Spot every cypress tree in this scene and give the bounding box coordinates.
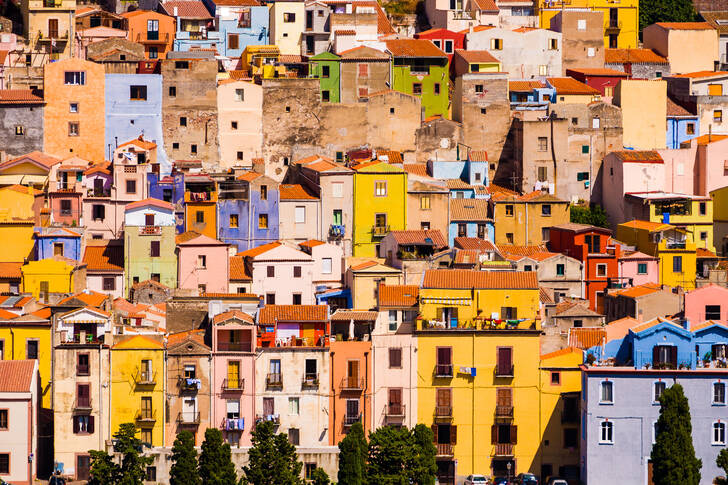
[241,420,303,485]
[199,428,238,485]
[410,424,437,485]
[170,430,201,485]
[337,421,368,485]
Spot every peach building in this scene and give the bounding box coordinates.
[176,231,230,294]
[217,80,263,169]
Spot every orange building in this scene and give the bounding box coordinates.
[121,10,175,60]
[184,191,218,240]
[43,58,105,161]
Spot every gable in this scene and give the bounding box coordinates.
[113,334,164,349]
[252,244,311,261]
[167,338,210,354]
[59,307,109,322]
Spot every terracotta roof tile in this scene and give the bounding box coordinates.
[378,150,403,164]
[1,151,61,170]
[211,0,260,5]
[279,184,318,200]
[459,25,495,33]
[125,198,174,212]
[612,150,664,163]
[469,150,487,162]
[619,220,673,232]
[454,237,497,251]
[0,89,43,105]
[258,304,328,324]
[454,49,499,64]
[497,244,549,258]
[236,171,263,181]
[450,198,490,221]
[540,286,555,304]
[351,260,379,270]
[672,70,728,78]
[160,0,213,18]
[422,269,538,289]
[237,241,281,258]
[689,134,728,145]
[691,320,728,332]
[630,317,681,333]
[385,39,447,58]
[212,309,254,324]
[611,283,664,298]
[378,284,419,307]
[568,327,606,349]
[167,328,208,348]
[229,256,251,280]
[540,346,582,360]
[605,48,668,64]
[403,164,429,176]
[0,360,35,392]
[330,309,377,320]
[655,21,714,30]
[566,67,629,77]
[59,290,108,308]
[389,230,447,248]
[667,97,695,117]
[472,0,498,11]
[0,262,23,279]
[83,242,123,272]
[697,248,718,258]
[547,77,600,95]
[508,80,545,92]
[299,240,325,248]
[118,136,157,151]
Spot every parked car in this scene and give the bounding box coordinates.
[492,477,511,485]
[546,479,568,485]
[465,475,490,485]
[516,473,539,484]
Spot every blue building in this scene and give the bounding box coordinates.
[160,1,222,52]
[667,97,699,149]
[509,81,554,110]
[428,151,490,199]
[105,73,168,173]
[447,198,494,247]
[148,172,185,232]
[217,173,279,252]
[201,0,269,59]
[34,227,82,261]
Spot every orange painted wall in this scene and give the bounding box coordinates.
[329,340,372,445]
[122,10,175,60]
[43,58,105,161]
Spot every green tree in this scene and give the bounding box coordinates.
[639,0,698,32]
[337,421,368,485]
[410,424,437,485]
[114,423,154,485]
[715,449,728,485]
[199,428,238,485]
[241,420,303,485]
[88,449,120,485]
[170,430,201,485]
[570,203,609,228]
[651,384,702,485]
[311,467,331,485]
[367,425,413,484]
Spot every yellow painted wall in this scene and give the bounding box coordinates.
[493,201,570,246]
[613,79,667,151]
[0,223,35,263]
[0,186,37,221]
[110,336,166,447]
[21,258,77,297]
[184,197,218,240]
[0,162,49,176]
[0,324,52,408]
[554,93,597,104]
[646,199,715,252]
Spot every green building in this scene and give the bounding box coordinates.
[310,51,341,103]
[385,39,449,118]
[123,198,178,297]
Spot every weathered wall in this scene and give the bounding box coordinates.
[0,104,44,158]
[551,10,604,74]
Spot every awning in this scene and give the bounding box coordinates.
[421,297,472,305]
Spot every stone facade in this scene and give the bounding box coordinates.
[339,47,390,103]
[0,101,44,159]
[550,10,605,74]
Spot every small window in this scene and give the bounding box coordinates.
[172,142,179,150]
[673,255,683,273]
[412,83,422,95]
[27,340,38,359]
[103,277,115,291]
[506,233,514,244]
[490,38,503,50]
[70,102,79,113]
[231,121,238,130]
[259,213,269,229]
[68,122,80,136]
[687,123,695,135]
[505,205,514,216]
[150,240,160,257]
[538,166,548,182]
[714,382,726,405]
[289,397,300,415]
[375,181,387,197]
[15,125,24,136]
[292,293,302,305]
[549,38,558,50]
[175,61,189,69]
[701,231,708,241]
[475,84,483,93]
[715,421,726,445]
[130,85,147,100]
[556,263,565,276]
[322,90,330,102]
[582,145,590,154]
[654,381,666,402]
[434,83,441,95]
[126,180,137,194]
[229,214,239,228]
[0,409,7,430]
[599,420,613,444]
[389,347,402,367]
[197,255,207,269]
[180,116,187,127]
[550,371,560,385]
[0,453,8,474]
[322,65,330,78]
[700,202,707,216]
[420,195,431,210]
[444,39,453,53]
[267,266,275,278]
[542,204,551,216]
[235,88,244,101]
[715,110,723,123]
[637,263,647,275]
[295,206,305,223]
[191,144,197,154]
[266,293,275,304]
[293,266,302,278]
[538,137,548,152]
[322,258,332,274]
[596,264,607,277]
[146,467,156,482]
[260,185,268,200]
[600,380,613,404]
[284,12,296,22]
[64,71,86,85]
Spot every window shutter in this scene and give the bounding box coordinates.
[491,424,497,444]
[431,424,438,442]
[73,416,79,434]
[670,346,677,367]
[510,425,517,444]
[653,346,660,364]
[88,415,95,434]
[450,425,457,444]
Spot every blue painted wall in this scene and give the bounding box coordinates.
[200,0,269,58]
[105,74,169,174]
[429,159,489,187]
[35,235,82,261]
[217,184,279,252]
[447,221,494,247]
[694,325,728,361]
[667,116,699,149]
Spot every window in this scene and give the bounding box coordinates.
[195,211,204,224]
[320,65,330,78]
[556,263,565,276]
[332,182,343,198]
[564,428,578,448]
[716,110,723,123]
[358,63,368,77]
[260,185,268,200]
[322,90,330,102]
[577,18,586,30]
[375,181,387,197]
[687,123,695,135]
[599,420,613,444]
[197,255,207,269]
[524,265,533,272]
[637,263,647,275]
[444,39,453,53]
[477,224,486,239]
[458,223,467,237]
[288,397,300,415]
[259,213,268,229]
[412,83,422,95]
[148,46,158,59]
[0,410,6,430]
[701,231,708,241]
[600,380,613,403]
[103,277,115,291]
[542,204,551,216]
[150,240,160,257]
[714,382,726,405]
[15,125,24,136]
[715,421,726,445]
[538,137,548,151]
[388,311,398,332]
[77,354,90,376]
[68,122,79,136]
[506,233,514,244]
[537,166,548,182]
[490,38,503,50]
[0,453,7,474]
[420,195,431,210]
[180,116,187,127]
[27,340,38,359]
[436,347,453,376]
[549,38,558,50]
[596,264,607,277]
[146,467,156,482]
[64,71,86,85]
[585,234,601,253]
[172,142,179,150]
[503,205,514,218]
[293,266,302,278]
[434,83,441,95]
[126,180,136,194]
[230,214,239,228]
[267,266,275,278]
[551,371,560,385]
[496,347,513,376]
[295,206,306,223]
[91,203,106,221]
[130,85,147,100]
[673,255,683,273]
[654,381,666,402]
[322,258,332,274]
[288,427,300,445]
[284,12,296,21]
[293,293,302,305]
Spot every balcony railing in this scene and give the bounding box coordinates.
[86,188,111,198]
[329,224,345,239]
[177,411,200,425]
[495,365,514,378]
[343,413,361,427]
[340,377,364,390]
[266,373,283,388]
[434,364,453,378]
[139,225,162,235]
[302,373,319,387]
[372,225,390,237]
[73,398,92,411]
[434,405,452,419]
[136,32,170,44]
[221,378,244,391]
[605,20,622,31]
[436,443,454,456]
[221,417,245,430]
[495,405,513,419]
[385,403,405,417]
[135,409,157,423]
[178,376,200,392]
[217,341,252,352]
[134,369,157,385]
[38,31,69,41]
[256,414,280,424]
[493,443,514,456]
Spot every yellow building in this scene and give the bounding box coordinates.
[416,269,541,482]
[20,0,76,65]
[110,334,166,447]
[616,220,697,289]
[538,347,583,480]
[547,77,601,104]
[490,191,570,246]
[710,185,728,255]
[240,45,287,78]
[21,256,87,298]
[345,259,403,309]
[0,184,42,264]
[0,312,52,408]
[538,0,638,48]
[352,160,408,257]
[613,79,667,150]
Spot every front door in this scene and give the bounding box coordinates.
[76,455,90,481]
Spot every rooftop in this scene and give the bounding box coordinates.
[422,269,538,289]
[258,305,328,324]
[378,284,419,307]
[385,39,448,58]
[547,77,600,95]
[0,360,36,393]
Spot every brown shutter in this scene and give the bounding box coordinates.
[450,425,457,445]
[653,345,660,364]
[496,388,512,406]
[498,348,512,374]
[491,424,497,444]
[432,424,438,442]
[510,425,517,444]
[670,346,678,367]
[88,415,95,434]
[73,416,79,434]
[389,388,402,405]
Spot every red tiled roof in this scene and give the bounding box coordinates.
[422,269,538,289]
[237,241,282,258]
[403,164,429,176]
[236,171,263,181]
[212,0,259,5]
[330,309,377,321]
[229,256,251,280]
[125,198,174,212]
[378,284,419,307]
[605,48,668,64]
[667,97,694,117]
[389,230,447,248]
[350,260,379,271]
[454,49,499,64]
[0,262,23,279]
[0,89,43,105]
[612,150,664,163]
[458,25,495,34]
[672,70,728,78]
[540,347,582,360]
[160,0,213,18]
[450,198,490,221]
[689,134,728,145]
[279,184,318,200]
[118,135,157,151]
[299,240,325,248]
[611,283,664,298]
[258,304,328,324]
[469,150,487,162]
[508,80,545,91]
[454,237,497,251]
[566,67,629,77]
[212,309,254,324]
[497,244,549,258]
[472,0,498,11]
[385,39,447,58]
[0,360,36,392]
[655,21,714,30]
[618,220,673,233]
[568,327,606,349]
[547,77,600,95]
[2,151,61,170]
[378,150,403,164]
[59,290,108,308]
[83,242,123,272]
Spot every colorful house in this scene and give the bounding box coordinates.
[490,191,570,246]
[34,227,81,260]
[121,10,176,60]
[565,67,629,98]
[415,28,464,62]
[21,0,76,65]
[269,0,305,55]
[351,160,408,257]
[310,52,341,103]
[21,256,87,299]
[684,284,728,328]
[160,0,219,52]
[184,181,218,240]
[0,184,43,225]
[82,240,124,299]
[448,198,493,247]
[0,151,61,190]
[546,77,601,104]
[618,250,659,287]
[0,315,51,410]
[666,97,699,149]
[452,49,501,77]
[338,46,391,103]
[202,0,269,60]
[329,333,372,445]
[386,39,449,118]
[110,334,166,447]
[176,231,230,294]
[416,269,541,483]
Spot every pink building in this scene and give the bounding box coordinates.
[75,27,128,59]
[0,360,39,485]
[211,310,256,447]
[618,250,659,287]
[684,284,728,328]
[176,232,230,294]
[298,240,344,291]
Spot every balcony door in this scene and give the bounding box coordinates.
[48,19,58,38]
[147,19,159,40]
[183,398,197,422]
[227,361,240,389]
[347,360,359,387]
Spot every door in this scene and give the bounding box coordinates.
[436,388,451,416]
[347,360,359,388]
[76,455,90,481]
[141,396,152,419]
[48,18,58,38]
[78,384,90,408]
[346,399,359,419]
[94,178,103,196]
[388,388,402,415]
[227,361,240,389]
[147,19,159,40]
[183,398,196,422]
[306,10,313,29]
[497,347,513,376]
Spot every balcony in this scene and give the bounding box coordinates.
[73,398,92,412]
[217,341,252,352]
[434,364,453,378]
[221,378,244,392]
[63,333,103,345]
[343,413,361,427]
[340,376,364,391]
[266,373,283,389]
[495,365,514,378]
[329,224,345,239]
[419,318,537,331]
[302,373,319,388]
[256,414,280,424]
[178,376,200,392]
[133,369,157,386]
[434,405,452,420]
[177,411,200,425]
[452,9,474,20]
[372,225,390,237]
[38,31,69,42]
[86,188,111,198]
[221,417,245,430]
[495,405,513,419]
[493,443,514,457]
[136,32,170,44]
[436,443,454,457]
[135,409,157,423]
[385,403,406,418]
[139,225,162,236]
[605,20,622,33]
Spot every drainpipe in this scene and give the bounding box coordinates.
[98,342,103,451]
[363,351,369,432]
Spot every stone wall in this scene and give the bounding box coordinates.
[0,104,44,159]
